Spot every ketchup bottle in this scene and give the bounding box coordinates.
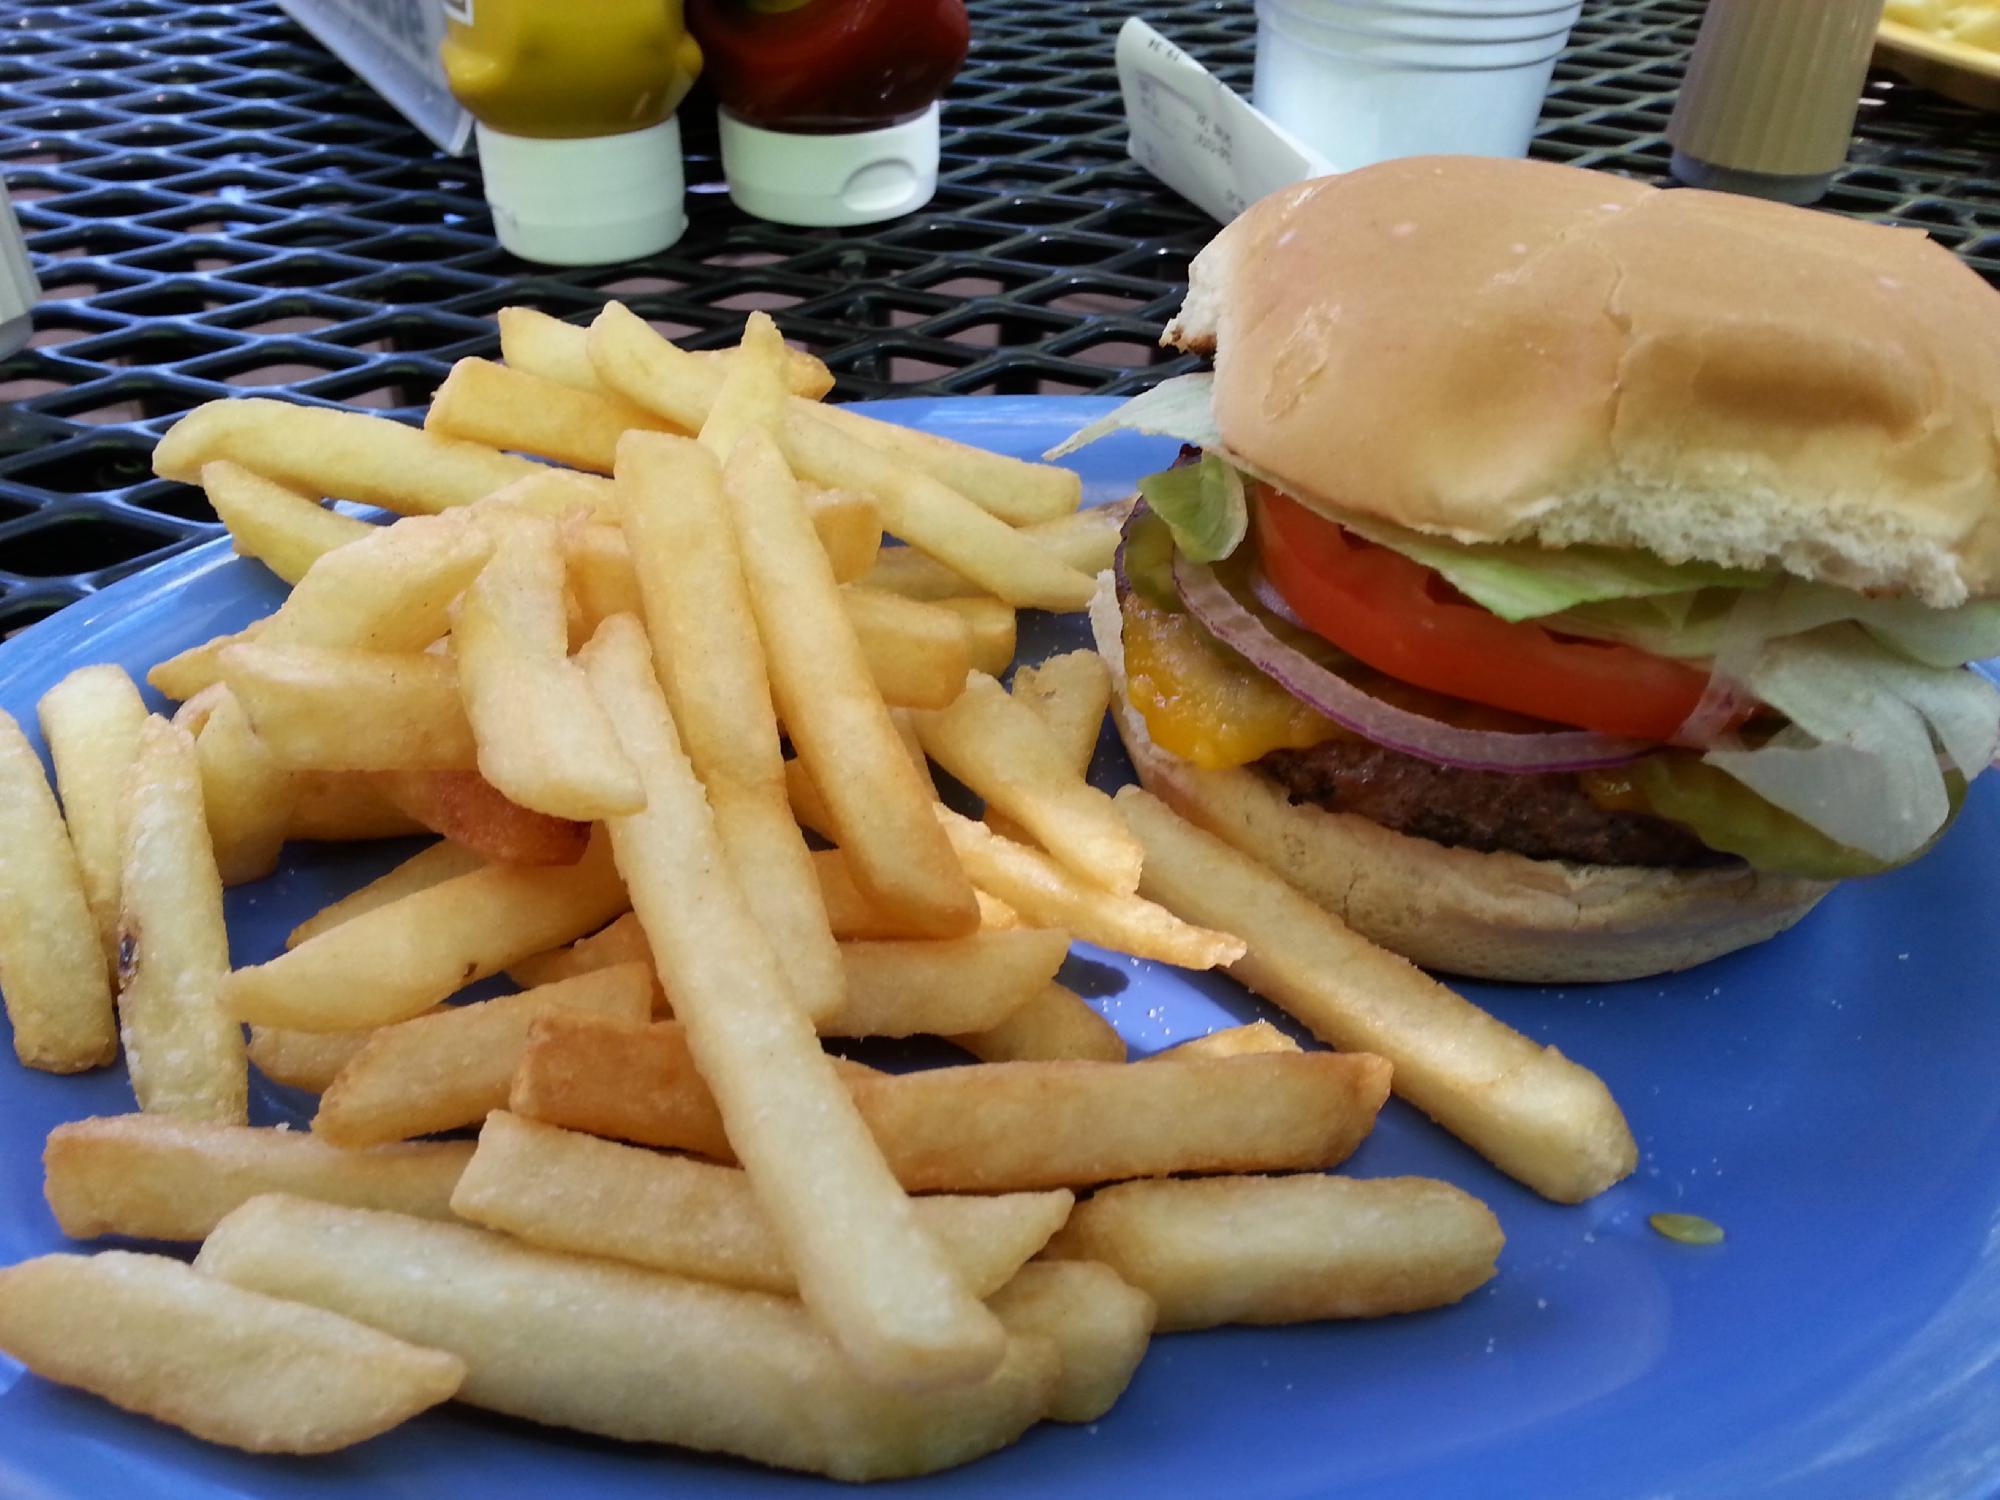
[686,0,970,227]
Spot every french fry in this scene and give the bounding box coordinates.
[778,413,1095,611]
[935,597,1017,677]
[376,770,588,866]
[587,302,1093,607]
[1008,648,1112,772]
[827,929,1070,1038]
[169,681,227,736]
[809,400,1081,526]
[841,586,977,710]
[0,708,117,1071]
[223,830,627,1032]
[568,527,926,720]
[148,626,253,702]
[560,520,645,635]
[474,466,615,519]
[0,1250,465,1454]
[986,648,1111,845]
[917,674,1142,894]
[804,488,883,582]
[152,397,541,514]
[578,614,1006,1388]
[513,1012,1389,1191]
[511,1014,732,1156]
[950,982,1127,1064]
[289,842,488,949]
[452,1112,1074,1298]
[938,808,1241,968]
[1117,787,1638,1203]
[858,499,1135,602]
[696,309,789,460]
[807,847,982,940]
[725,430,979,939]
[507,911,1061,1039]
[1148,1020,1301,1061]
[786,708,937,846]
[976,888,1022,929]
[312,963,654,1146]
[453,512,643,820]
[566,496,882,642]
[616,431,844,1023]
[44,1114,471,1240]
[261,511,491,653]
[786,757,838,844]
[36,662,147,974]
[118,717,246,1121]
[853,1050,1387,1190]
[529,302,1067,520]
[498,304,835,401]
[1044,1175,1504,1330]
[986,1261,1155,1423]
[197,1195,1057,1482]
[191,688,296,885]
[507,910,659,999]
[729,308,1077,524]
[201,459,373,584]
[247,1019,432,1092]
[223,645,477,771]
[426,357,676,474]
[285,772,427,841]
[497,306,615,392]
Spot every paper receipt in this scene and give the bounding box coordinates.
[1116,18,1332,225]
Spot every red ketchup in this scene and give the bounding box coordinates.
[686,0,970,227]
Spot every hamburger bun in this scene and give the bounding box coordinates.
[1165,156,2000,608]
[1090,579,1834,984]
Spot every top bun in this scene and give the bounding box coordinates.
[1165,157,2000,607]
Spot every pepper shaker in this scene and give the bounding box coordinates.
[1668,0,1887,206]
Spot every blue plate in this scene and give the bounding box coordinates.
[0,397,1996,1500]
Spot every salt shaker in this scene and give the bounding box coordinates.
[1668,0,1887,206]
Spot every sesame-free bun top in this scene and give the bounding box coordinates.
[1164,156,2000,608]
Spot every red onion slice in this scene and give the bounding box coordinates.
[1173,554,1652,774]
[1673,672,1752,749]
[1248,566,1307,629]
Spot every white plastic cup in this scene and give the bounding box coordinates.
[1252,0,1584,171]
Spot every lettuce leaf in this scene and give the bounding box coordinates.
[1051,375,1770,618]
[1614,754,1957,880]
[1552,582,2000,669]
[1702,625,2000,862]
[1136,452,1247,565]
[1336,517,1770,623]
[1046,373,1227,459]
[1054,377,2000,670]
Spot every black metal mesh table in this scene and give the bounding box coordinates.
[0,0,1994,631]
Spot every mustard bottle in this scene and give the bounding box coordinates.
[440,0,703,265]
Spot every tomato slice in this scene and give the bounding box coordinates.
[1253,487,1716,743]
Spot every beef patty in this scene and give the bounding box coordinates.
[1257,739,1727,868]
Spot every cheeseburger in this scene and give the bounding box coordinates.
[1064,156,2000,983]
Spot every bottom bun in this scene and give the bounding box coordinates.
[1089,577,1833,984]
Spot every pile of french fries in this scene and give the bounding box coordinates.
[0,305,1637,1479]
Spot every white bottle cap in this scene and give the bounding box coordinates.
[474,117,687,266]
[718,104,941,228]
